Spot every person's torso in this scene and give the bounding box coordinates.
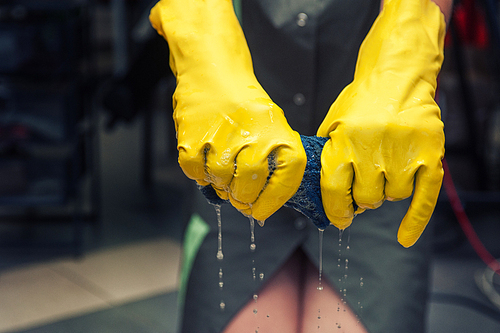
[241,0,380,135]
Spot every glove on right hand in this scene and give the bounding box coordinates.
[150,0,306,221]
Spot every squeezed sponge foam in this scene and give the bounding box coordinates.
[199,135,331,230]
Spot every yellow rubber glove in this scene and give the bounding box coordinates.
[317,0,446,247]
[149,0,306,221]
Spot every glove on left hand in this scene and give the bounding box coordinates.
[317,0,446,247]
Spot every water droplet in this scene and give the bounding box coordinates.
[338,324,342,328]
[219,281,224,288]
[215,205,223,261]
[249,216,255,242]
[360,281,364,287]
[253,294,258,302]
[220,301,225,310]
[253,308,258,314]
[250,243,256,252]
[318,229,324,291]
[219,269,223,279]
[259,273,264,281]
[267,314,270,318]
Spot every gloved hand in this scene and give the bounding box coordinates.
[149,0,306,221]
[317,0,446,247]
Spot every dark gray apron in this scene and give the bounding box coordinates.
[179,1,432,332]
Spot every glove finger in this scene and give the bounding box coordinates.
[229,145,270,205]
[397,161,443,247]
[384,168,415,202]
[178,145,210,186]
[320,138,355,230]
[351,164,386,210]
[251,144,306,221]
[204,144,237,190]
[213,186,229,201]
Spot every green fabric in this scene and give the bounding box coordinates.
[177,213,210,313]
[233,0,242,23]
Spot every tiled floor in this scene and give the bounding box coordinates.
[0,239,180,333]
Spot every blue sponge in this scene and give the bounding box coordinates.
[199,135,331,230]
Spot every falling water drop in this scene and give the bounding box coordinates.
[317,228,325,291]
[249,216,256,252]
[214,205,225,311]
[215,205,224,261]
[259,272,264,281]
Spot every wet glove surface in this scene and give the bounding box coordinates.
[317,0,446,247]
[201,135,331,230]
[150,0,306,221]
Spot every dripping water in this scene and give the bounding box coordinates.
[213,205,225,311]
[215,204,223,261]
[344,228,350,303]
[317,228,325,291]
[248,216,260,324]
[358,277,364,322]
[249,216,256,252]
[219,268,224,289]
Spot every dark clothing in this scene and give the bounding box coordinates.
[181,1,432,332]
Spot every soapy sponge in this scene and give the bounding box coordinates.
[199,135,331,229]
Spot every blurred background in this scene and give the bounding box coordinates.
[0,0,499,332]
